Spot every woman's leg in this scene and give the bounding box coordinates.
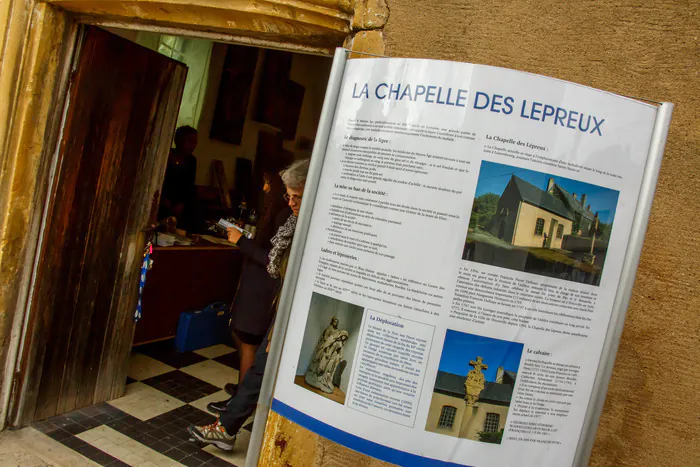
[232,331,259,383]
[237,342,258,382]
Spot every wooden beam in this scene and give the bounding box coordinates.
[46,0,351,49]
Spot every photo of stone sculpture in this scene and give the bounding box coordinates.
[295,292,364,405]
[425,330,523,444]
[463,160,620,286]
[304,320,349,393]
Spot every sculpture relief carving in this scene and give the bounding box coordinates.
[305,317,349,393]
[464,356,488,406]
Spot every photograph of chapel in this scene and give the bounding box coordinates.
[462,161,620,286]
[425,330,524,444]
[295,292,365,405]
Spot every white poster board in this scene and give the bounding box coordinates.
[252,50,672,467]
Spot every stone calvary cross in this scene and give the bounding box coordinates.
[469,356,488,373]
[464,356,488,406]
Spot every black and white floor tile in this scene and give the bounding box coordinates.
[29,341,252,467]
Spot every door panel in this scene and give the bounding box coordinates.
[13,26,187,423]
[547,219,558,248]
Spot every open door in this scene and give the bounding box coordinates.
[11,26,187,424]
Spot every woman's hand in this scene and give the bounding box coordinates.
[227,227,243,244]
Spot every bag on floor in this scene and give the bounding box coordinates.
[175,302,230,352]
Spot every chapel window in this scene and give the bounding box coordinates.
[484,412,500,432]
[534,218,545,236]
[437,405,457,429]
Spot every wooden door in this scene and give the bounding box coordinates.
[12,26,187,424]
[547,219,558,248]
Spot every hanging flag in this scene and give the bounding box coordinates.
[134,242,153,322]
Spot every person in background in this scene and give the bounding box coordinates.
[159,125,198,232]
[219,171,290,400]
[188,158,310,451]
[255,171,289,248]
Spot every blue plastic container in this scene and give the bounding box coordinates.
[175,302,230,353]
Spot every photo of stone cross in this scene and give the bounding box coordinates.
[470,357,488,373]
[465,356,488,406]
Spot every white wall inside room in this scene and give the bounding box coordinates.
[296,293,365,394]
[195,45,332,188]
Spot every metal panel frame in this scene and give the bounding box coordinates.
[572,102,673,466]
[246,47,349,467]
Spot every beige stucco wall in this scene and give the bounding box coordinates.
[384,1,700,466]
[459,403,510,441]
[263,1,700,465]
[513,202,573,249]
[425,392,467,437]
[426,393,511,442]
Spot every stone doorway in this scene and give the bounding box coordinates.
[1,0,377,431]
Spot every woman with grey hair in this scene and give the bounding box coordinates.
[210,159,310,411]
[189,160,310,451]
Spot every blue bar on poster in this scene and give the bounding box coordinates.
[271,399,474,467]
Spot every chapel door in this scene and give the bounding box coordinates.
[12,26,187,424]
[547,219,558,248]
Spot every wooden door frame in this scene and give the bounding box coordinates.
[1,1,352,428]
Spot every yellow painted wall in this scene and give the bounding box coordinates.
[512,202,573,249]
[459,403,510,441]
[425,392,511,442]
[425,393,467,437]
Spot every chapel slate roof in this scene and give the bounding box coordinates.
[551,184,595,222]
[510,176,574,221]
[434,371,466,398]
[479,382,514,404]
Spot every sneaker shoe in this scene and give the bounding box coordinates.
[207,398,231,415]
[225,383,238,397]
[188,420,236,452]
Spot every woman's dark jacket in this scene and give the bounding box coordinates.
[230,209,291,337]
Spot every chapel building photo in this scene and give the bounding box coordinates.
[463,161,620,286]
[425,360,517,444]
[425,331,524,444]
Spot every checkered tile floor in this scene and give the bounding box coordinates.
[31,341,252,466]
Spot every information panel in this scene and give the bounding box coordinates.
[270,56,659,467]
